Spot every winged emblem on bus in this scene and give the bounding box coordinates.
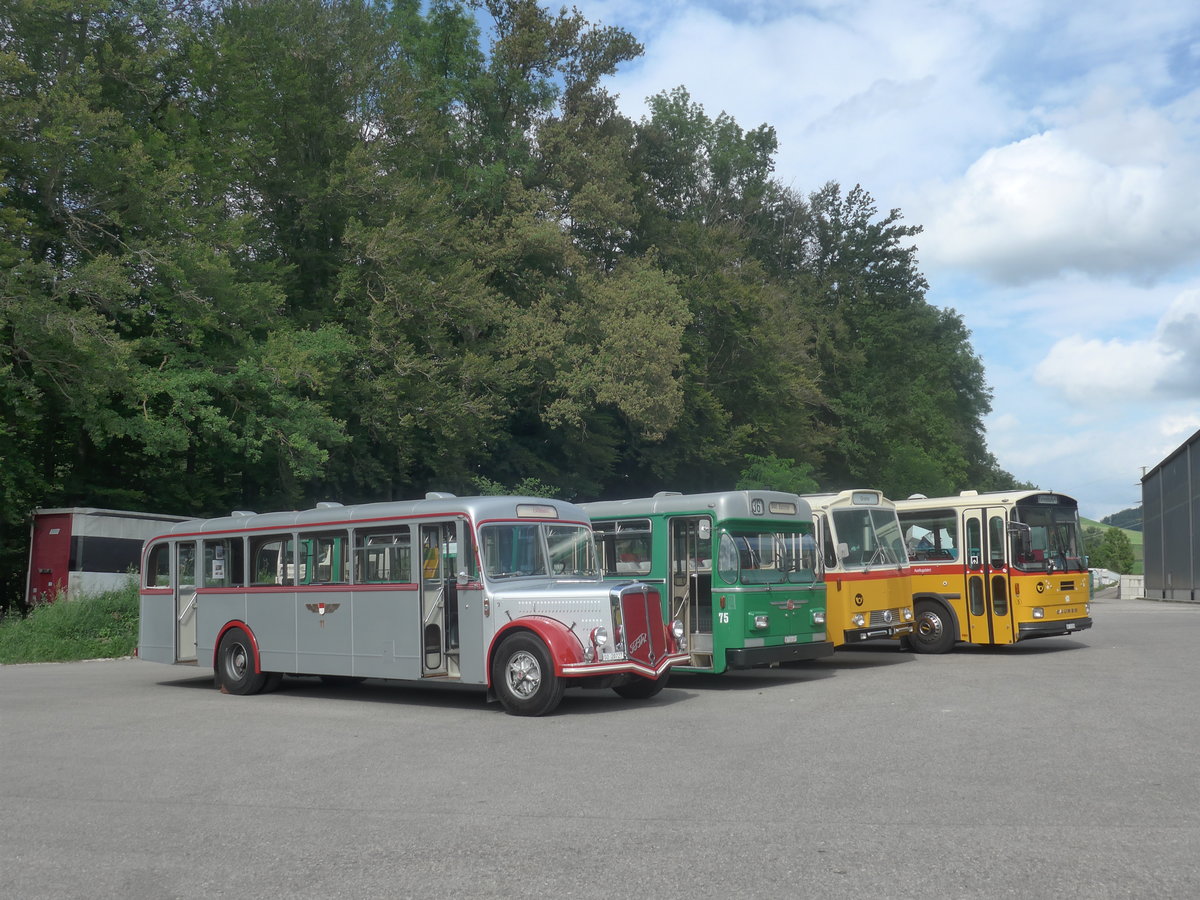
[305,602,341,616]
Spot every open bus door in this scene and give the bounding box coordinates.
[176,541,198,662]
[420,523,459,678]
[962,508,1015,646]
[669,516,713,669]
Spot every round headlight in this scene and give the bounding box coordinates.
[902,607,914,622]
[852,613,866,628]
[671,618,685,640]
[591,626,609,647]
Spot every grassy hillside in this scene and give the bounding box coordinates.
[1082,517,1143,575]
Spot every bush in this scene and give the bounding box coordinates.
[0,580,140,664]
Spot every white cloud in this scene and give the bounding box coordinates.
[921,100,1200,284]
[569,0,1200,517]
[1033,288,1200,404]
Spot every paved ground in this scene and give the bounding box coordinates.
[2,594,1198,899]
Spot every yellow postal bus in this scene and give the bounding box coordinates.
[894,490,1093,653]
[802,490,914,647]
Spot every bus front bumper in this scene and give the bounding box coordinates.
[1017,617,1094,640]
[841,623,914,644]
[726,640,835,668]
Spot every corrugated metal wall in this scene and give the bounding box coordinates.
[1142,431,1200,601]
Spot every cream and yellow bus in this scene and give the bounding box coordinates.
[802,490,914,647]
[894,490,1093,653]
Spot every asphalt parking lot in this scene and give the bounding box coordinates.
[3,594,1199,899]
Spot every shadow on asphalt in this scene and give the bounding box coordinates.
[154,668,697,716]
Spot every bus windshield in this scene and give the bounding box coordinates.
[717,529,819,585]
[831,507,906,567]
[1012,500,1087,573]
[479,523,599,579]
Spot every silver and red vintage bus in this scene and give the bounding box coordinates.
[138,494,686,715]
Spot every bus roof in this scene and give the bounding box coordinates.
[581,490,813,523]
[34,507,193,522]
[894,490,1079,510]
[144,495,590,540]
[800,489,897,512]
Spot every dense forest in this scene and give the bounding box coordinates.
[0,0,1020,609]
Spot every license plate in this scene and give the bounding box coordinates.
[784,635,797,644]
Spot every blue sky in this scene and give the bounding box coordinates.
[567,0,1200,521]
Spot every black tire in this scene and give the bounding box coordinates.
[910,600,956,654]
[492,633,564,716]
[215,626,268,694]
[612,672,670,700]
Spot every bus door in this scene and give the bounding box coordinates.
[176,541,197,663]
[669,517,713,665]
[962,508,1015,645]
[419,523,458,677]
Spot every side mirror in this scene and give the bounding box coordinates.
[457,570,469,586]
[837,542,850,561]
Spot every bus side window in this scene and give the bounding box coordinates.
[250,537,294,586]
[901,509,958,562]
[354,528,413,584]
[989,516,1006,567]
[203,539,245,587]
[595,520,652,576]
[821,517,838,568]
[145,544,171,587]
[298,531,349,584]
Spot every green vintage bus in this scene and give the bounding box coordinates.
[582,491,832,673]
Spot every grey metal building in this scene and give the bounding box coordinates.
[1142,427,1200,601]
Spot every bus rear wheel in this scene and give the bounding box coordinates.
[492,633,564,716]
[215,626,269,695]
[612,672,670,700]
[910,601,956,654]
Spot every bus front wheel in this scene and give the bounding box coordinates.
[613,672,670,700]
[492,633,564,716]
[215,626,269,695]
[910,601,956,654]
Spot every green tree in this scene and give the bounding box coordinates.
[791,183,994,496]
[736,455,820,494]
[1091,527,1135,574]
[622,89,825,492]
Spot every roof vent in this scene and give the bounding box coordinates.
[425,491,456,500]
[906,494,927,501]
[653,491,682,497]
[231,510,256,517]
[316,501,343,509]
[959,490,979,497]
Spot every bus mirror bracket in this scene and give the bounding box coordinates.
[1007,521,1032,558]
